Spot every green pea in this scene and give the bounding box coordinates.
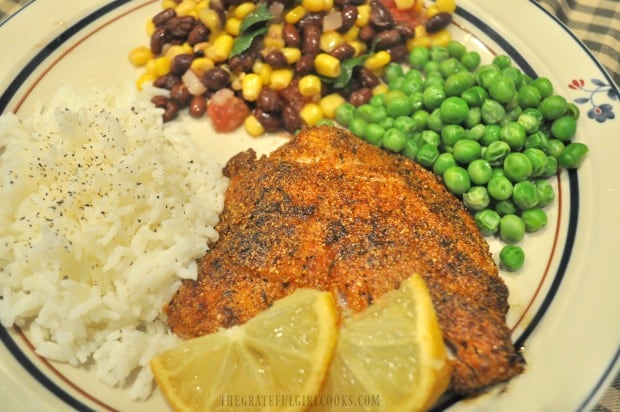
[517,108,543,133]
[495,199,517,216]
[499,245,525,271]
[405,68,424,82]
[379,116,394,131]
[370,94,385,107]
[539,94,568,120]
[388,77,405,91]
[493,55,512,69]
[423,85,446,110]
[512,181,539,210]
[480,124,502,146]
[467,159,493,185]
[400,76,424,95]
[423,59,441,74]
[487,175,513,201]
[408,91,425,112]
[476,64,501,89]
[546,139,565,158]
[429,45,450,61]
[348,117,368,139]
[356,104,374,122]
[426,109,445,133]
[523,147,548,176]
[453,139,482,165]
[424,72,445,89]
[550,115,577,141]
[447,40,467,58]
[433,152,457,175]
[408,47,430,70]
[465,123,485,141]
[481,99,506,124]
[502,66,524,89]
[499,214,526,243]
[403,139,420,160]
[387,98,411,120]
[503,152,533,182]
[524,130,549,151]
[500,122,526,151]
[532,77,554,98]
[522,208,548,232]
[383,128,407,152]
[420,129,441,147]
[463,186,491,211]
[536,180,555,207]
[439,57,463,78]
[484,140,511,165]
[502,104,522,124]
[369,106,388,124]
[365,123,386,146]
[542,155,559,178]
[518,84,542,108]
[441,124,466,147]
[488,75,517,104]
[558,142,589,168]
[460,50,481,70]
[335,103,355,126]
[392,116,415,137]
[384,63,405,83]
[474,209,501,235]
[416,143,440,167]
[566,102,580,119]
[461,85,488,107]
[443,166,471,195]
[440,96,470,124]
[445,71,476,96]
[411,110,430,131]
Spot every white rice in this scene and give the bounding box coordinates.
[0,84,228,400]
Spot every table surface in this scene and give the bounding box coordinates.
[0,1,618,411]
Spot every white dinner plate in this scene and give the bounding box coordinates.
[0,0,618,411]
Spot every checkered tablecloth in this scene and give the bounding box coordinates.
[0,0,619,411]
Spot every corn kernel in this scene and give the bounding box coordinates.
[285,6,306,24]
[264,24,284,50]
[349,41,367,56]
[196,0,208,11]
[270,68,294,90]
[426,5,441,18]
[231,73,242,91]
[129,46,153,67]
[244,114,265,137]
[198,8,222,34]
[242,73,263,101]
[146,19,156,36]
[190,57,215,74]
[302,0,324,13]
[253,61,273,85]
[319,93,345,119]
[145,58,156,75]
[356,4,370,27]
[162,0,177,9]
[323,0,334,11]
[413,0,424,13]
[314,53,341,78]
[300,102,324,126]
[193,41,210,54]
[320,31,344,53]
[234,2,256,19]
[136,72,156,90]
[364,51,391,71]
[430,29,452,47]
[207,34,234,62]
[175,0,196,16]
[436,0,456,12]
[372,83,389,96]
[407,36,432,49]
[281,47,301,64]
[225,17,242,36]
[343,26,359,42]
[153,56,171,76]
[298,75,322,97]
[165,44,190,60]
[394,0,414,10]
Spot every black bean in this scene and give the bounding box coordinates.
[163,99,180,122]
[282,24,302,48]
[281,105,303,133]
[257,88,283,113]
[356,67,380,88]
[374,29,401,50]
[170,83,192,107]
[170,53,194,76]
[369,0,394,30]
[187,23,209,46]
[228,53,255,73]
[386,44,408,63]
[254,108,282,133]
[349,87,373,106]
[166,16,195,39]
[358,25,376,42]
[264,49,288,68]
[302,25,321,56]
[298,12,324,31]
[153,74,181,90]
[152,8,176,27]
[150,27,168,55]
[188,95,207,117]
[394,22,414,39]
[338,6,358,33]
[329,43,356,60]
[425,12,452,33]
[202,67,231,91]
[295,54,315,76]
[151,95,168,109]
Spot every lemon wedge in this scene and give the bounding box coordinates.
[312,274,451,412]
[151,289,339,412]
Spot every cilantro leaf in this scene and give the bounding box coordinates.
[333,55,370,89]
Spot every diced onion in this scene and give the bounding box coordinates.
[268,2,285,23]
[182,70,207,96]
[322,12,343,32]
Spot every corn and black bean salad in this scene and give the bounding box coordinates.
[129,0,456,134]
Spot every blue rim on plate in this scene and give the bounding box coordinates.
[0,1,617,411]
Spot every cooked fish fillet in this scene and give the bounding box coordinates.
[166,125,524,394]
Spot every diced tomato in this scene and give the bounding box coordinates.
[207,89,251,133]
[382,0,425,29]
